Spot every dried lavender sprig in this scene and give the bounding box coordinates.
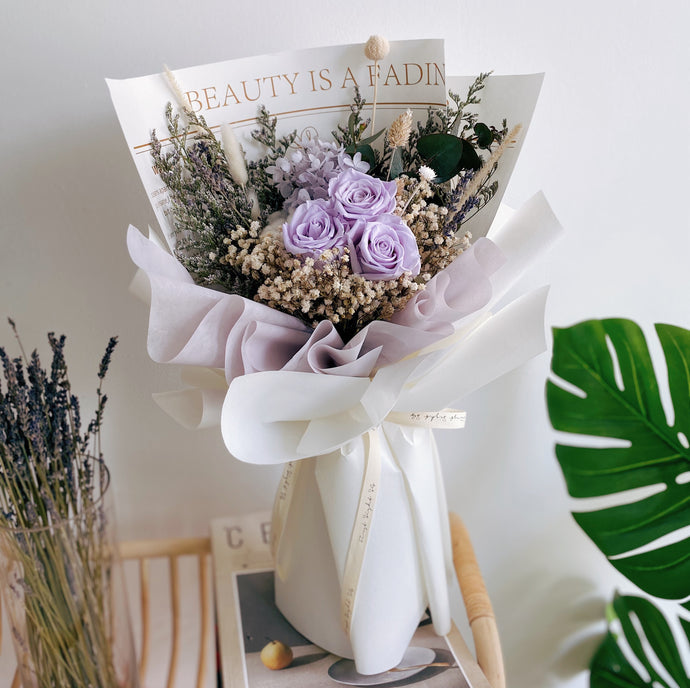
[150,105,261,294]
[445,124,523,231]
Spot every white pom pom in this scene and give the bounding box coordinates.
[364,35,390,61]
[419,166,436,182]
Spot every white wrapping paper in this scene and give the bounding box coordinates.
[127,192,561,673]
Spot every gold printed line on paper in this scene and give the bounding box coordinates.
[132,101,446,154]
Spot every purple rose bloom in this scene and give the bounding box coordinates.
[328,168,397,220]
[282,199,348,258]
[348,215,421,280]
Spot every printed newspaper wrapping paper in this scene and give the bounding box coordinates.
[112,39,562,674]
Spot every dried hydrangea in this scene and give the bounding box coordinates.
[266,138,369,213]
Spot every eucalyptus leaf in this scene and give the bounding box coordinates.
[474,122,494,149]
[546,320,690,603]
[590,595,690,687]
[459,140,482,170]
[358,127,386,146]
[348,112,357,141]
[416,133,464,182]
[389,147,404,180]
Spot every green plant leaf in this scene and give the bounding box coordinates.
[590,594,690,687]
[546,320,690,602]
[474,122,494,149]
[416,133,464,182]
[348,111,357,141]
[459,139,482,170]
[389,147,404,180]
[358,127,386,146]
[416,133,484,182]
[590,634,647,687]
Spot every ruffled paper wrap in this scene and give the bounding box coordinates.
[128,192,561,674]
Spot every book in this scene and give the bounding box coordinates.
[211,512,492,688]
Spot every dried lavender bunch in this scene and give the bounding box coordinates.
[0,321,117,527]
[0,322,122,687]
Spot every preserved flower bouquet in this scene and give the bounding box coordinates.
[110,37,561,674]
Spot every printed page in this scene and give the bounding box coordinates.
[210,511,491,688]
[211,511,274,688]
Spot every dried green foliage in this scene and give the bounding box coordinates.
[249,105,298,215]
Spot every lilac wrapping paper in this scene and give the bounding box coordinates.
[127,229,505,381]
[128,191,562,673]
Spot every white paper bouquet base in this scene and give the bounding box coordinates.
[124,190,562,675]
[274,457,354,660]
[273,425,453,675]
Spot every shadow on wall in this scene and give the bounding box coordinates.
[498,566,606,687]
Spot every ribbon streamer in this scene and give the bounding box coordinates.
[340,429,382,634]
[270,460,302,578]
[271,408,466,635]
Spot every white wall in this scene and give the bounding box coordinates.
[1,1,689,686]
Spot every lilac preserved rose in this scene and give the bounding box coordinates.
[282,199,348,257]
[348,215,421,280]
[329,168,397,220]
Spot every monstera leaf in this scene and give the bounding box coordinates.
[547,320,690,608]
[590,594,690,687]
